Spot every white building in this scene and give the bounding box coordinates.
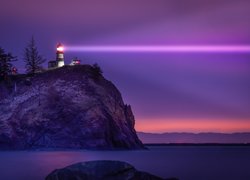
[48,43,65,69]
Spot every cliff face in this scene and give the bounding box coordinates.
[0,65,144,149]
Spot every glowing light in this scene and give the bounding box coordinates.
[66,45,250,53]
[57,46,64,52]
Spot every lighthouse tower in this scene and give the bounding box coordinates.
[56,43,65,67]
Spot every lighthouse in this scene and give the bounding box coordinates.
[56,43,65,67]
[48,42,81,69]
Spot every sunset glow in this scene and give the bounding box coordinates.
[66,45,250,53]
[135,118,250,133]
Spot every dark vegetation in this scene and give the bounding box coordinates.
[0,47,16,83]
[1,36,45,84]
[24,36,45,74]
[92,63,103,80]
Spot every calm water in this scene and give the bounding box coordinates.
[0,146,249,180]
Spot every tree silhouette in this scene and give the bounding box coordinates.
[92,63,103,80]
[0,47,16,81]
[24,36,45,74]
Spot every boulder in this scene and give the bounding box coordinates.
[46,160,177,180]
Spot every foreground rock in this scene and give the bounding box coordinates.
[0,65,144,149]
[46,160,177,180]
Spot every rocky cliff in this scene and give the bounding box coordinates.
[0,65,144,149]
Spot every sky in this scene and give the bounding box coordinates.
[0,0,250,133]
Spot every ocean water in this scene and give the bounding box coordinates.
[0,146,249,180]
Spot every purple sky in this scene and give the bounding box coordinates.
[0,0,250,132]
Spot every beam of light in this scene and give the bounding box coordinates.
[65,45,250,53]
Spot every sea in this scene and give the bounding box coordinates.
[0,146,249,180]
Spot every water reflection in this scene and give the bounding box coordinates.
[0,146,250,180]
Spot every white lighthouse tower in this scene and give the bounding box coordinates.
[56,43,65,67]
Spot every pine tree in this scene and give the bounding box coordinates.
[93,63,103,74]
[24,36,45,74]
[92,63,103,80]
[0,47,16,81]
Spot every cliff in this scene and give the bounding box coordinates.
[0,65,144,149]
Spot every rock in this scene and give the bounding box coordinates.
[46,160,172,180]
[0,65,144,149]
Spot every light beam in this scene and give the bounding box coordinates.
[65,45,250,53]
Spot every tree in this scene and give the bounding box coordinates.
[92,63,103,80]
[0,47,16,81]
[93,63,103,74]
[24,36,45,74]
